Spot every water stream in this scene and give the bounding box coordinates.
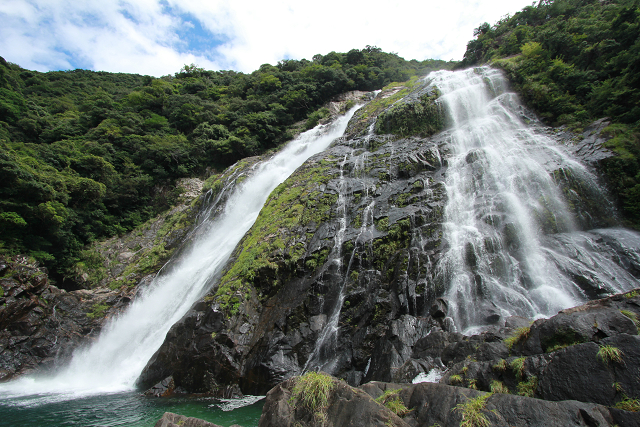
[430,67,639,333]
[303,126,377,373]
[0,106,361,420]
[2,66,640,422]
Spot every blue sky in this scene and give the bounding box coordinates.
[0,0,535,76]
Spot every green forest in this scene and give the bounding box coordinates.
[0,47,452,286]
[1,0,639,288]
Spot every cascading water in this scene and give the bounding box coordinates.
[304,125,378,374]
[429,67,638,333]
[0,105,361,404]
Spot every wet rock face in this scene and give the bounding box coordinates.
[139,80,640,397]
[139,120,452,394]
[0,255,132,381]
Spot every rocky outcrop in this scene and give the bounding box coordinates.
[0,255,131,381]
[138,74,640,398]
[437,289,640,410]
[259,374,408,427]
[73,177,206,290]
[259,374,637,427]
[138,82,452,394]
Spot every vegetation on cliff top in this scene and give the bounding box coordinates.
[3,0,640,285]
[460,0,640,228]
[0,48,453,286]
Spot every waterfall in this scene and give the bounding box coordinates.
[304,125,377,374]
[0,105,361,402]
[430,67,638,333]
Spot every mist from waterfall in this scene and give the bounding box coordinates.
[0,106,361,404]
[429,67,637,333]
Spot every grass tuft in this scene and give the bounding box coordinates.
[453,393,494,427]
[450,374,463,384]
[490,380,510,394]
[516,376,538,397]
[615,396,640,412]
[375,389,410,417]
[492,359,507,372]
[510,357,526,379]
[597,345,624,365]
[624,290,639,299]
[289,371,335,414]
[504,326,531,350]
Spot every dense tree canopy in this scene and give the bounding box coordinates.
[460,0,640,229]
[0,49,454,284]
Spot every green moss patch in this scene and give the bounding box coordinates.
[213,164,338,313]
[375,93,444,137]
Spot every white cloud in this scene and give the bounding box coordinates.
[1,0,535,76]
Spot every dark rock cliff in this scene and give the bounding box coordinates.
[0,255,129,380]
[137,74,640,397]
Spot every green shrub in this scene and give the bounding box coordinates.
[86,302,108,319]
[453,393,494,427]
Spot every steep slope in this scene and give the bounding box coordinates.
[138,68,640,396]
[0,50,455,284]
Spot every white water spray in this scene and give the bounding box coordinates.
[0,106,361,402]
[430,67,636,332]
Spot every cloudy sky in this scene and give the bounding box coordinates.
[1,0,535,76]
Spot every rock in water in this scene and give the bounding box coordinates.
[154,412,241,427]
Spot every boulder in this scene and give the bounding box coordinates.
[259,375,408,427]
[437,290,640,409]
[154,412,240,427]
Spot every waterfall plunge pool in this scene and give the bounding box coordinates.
[0,391,264,426]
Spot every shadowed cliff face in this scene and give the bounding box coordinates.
[137,69,640,396]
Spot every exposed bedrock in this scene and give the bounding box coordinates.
[0,255,134,381]
[138,74,640,398]
[259,375,637,427]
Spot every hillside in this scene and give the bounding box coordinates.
[1,0,640,425]
[0,49,454,287]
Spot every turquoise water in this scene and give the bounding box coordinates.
[0,391,263,427]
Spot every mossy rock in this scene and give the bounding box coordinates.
[375,93,445,138]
